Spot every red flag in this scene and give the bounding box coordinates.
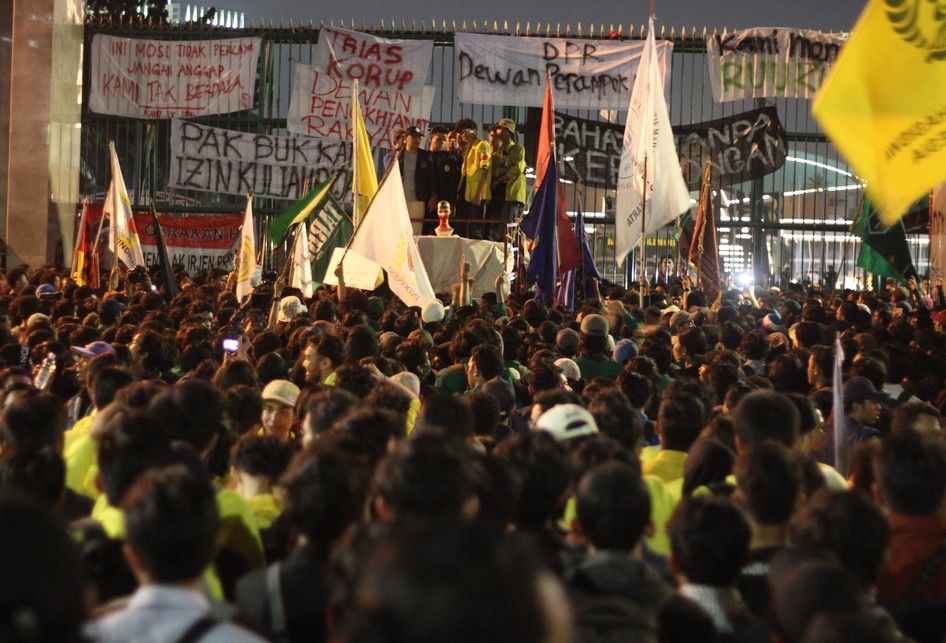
[687,162,720,303]
[533,77,581,274]
[71,202,99,289]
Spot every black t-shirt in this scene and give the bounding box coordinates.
[738,545,785,616]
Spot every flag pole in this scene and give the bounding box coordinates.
[351,78,360,227]
[639,157,648,309]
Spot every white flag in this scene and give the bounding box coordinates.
[236,194,256,303]
[614,17,690,266]
[290,223,314,298]
[346,162,435,308]
[104,142,145,270]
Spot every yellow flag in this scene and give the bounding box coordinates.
[813,0,946,226]
[352,79,378,225]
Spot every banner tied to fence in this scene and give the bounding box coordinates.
[674,105,788,188]
[706,27,847,102]
[523,105,787,189]
[454,33,672,109]
[314,27,432,93]
[86,205,243,271]
[287,27,435,149]
[168,120,352,202]
[89,34,261,118]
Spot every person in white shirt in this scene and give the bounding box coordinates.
[86,466,265,643]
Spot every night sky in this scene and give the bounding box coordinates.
[221,0,866,32]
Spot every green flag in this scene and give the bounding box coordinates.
[268,174,337,244]
[854,197,916,281]
[307,194,353,284]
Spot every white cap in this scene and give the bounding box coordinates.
[261,379,300,408]
[533,404,598,442]
[422,299,445,323]
[277,296,307,323]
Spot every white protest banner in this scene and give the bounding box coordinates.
[85,205,244,272]
[314,27,432,93]
[706,27,847,102]
[287,62,435,149]
[169,120,352,202]
[454,33,672,109]
[89,34,261,118]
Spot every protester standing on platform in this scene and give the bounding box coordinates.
[428,125,461,234]
[456,118,492,239]
[489,118,526,242]
[398,126,435,236]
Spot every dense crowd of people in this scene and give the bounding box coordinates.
[1,260,945,643]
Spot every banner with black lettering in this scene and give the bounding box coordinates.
[674,106,788,189]
[524,109,623,188]
[706,27,846,102]
[168,120,352,202]
[454,33,672,109]
[89,34,261,118]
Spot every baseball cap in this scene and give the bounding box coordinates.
[842,376,886,404]
[405,125,423,137]
[579,313,609,335]
[97,298,126,317]
[533,404,598,442]
[494,118,516,134]
[422,299,445,323]
[554,357,581,383]
[261,379,300,408]
[612,338,638,364]
[71,341,114,359]
[555,328,580,354]
[35,284,57,298]
[760,312,785,333]
[277,296,307,323]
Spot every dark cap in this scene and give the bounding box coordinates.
[405,126,423,137]
[843,376,886,404]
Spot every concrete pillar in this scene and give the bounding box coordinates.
[2,0,84,269]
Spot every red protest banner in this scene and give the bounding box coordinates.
[85,205,243,272]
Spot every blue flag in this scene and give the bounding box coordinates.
[525,161,559,305]
[557,208,601,308]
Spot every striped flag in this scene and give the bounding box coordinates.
[687,162,721,303]
[267,174,338,244]
[71,202,100,288]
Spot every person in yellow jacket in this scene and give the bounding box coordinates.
[231,436,292,531]
[488,118,526,242]
[455,117,492,238]
[64,365,135,500]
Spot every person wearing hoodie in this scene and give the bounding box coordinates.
[565,462,671,643]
